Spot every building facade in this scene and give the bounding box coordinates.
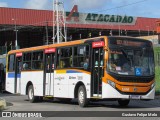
[0,5,159,54]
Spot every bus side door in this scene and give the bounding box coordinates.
[15,52,22,93]
[44,48,56,96]
[91,41,104,97]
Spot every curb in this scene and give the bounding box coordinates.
[0,98,6,111]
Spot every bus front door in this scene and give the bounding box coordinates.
[91,48,103,97]
[15,56,22,94]
[44,53,55,96]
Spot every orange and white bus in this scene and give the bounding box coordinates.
[5,36,155,107]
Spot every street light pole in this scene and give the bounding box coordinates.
[12,18,18,49]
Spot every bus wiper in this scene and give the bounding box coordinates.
[120,48,130,61]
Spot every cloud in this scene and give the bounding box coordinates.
[25,0,49,10]
[0,2,8,7]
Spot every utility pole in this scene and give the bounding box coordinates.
[12,18,18,49]
[53,0,67,44]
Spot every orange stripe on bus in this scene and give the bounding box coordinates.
[66,69,91,75]
[56,69,91,75]
[116,84,151,93]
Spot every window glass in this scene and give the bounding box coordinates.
[22,53,31,70]
[57,47,72,68]
[8,54,15,71]
[32,51,43,70]
[56,45,90,69]
[73,45,90,68]
[107,48,154,76]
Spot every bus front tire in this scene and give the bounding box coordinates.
[28,85,38,103]
[78,86,88,107]
[118,99,130,106]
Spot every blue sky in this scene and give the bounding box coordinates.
[0,0,159,18]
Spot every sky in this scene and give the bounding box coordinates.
[0,0,159,18]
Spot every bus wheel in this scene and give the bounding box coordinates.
[78,86,88,107]
[118,100,130,106]
[28,85,37,103]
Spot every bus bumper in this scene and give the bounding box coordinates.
[102,83,155,100]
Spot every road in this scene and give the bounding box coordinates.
[0,93,160,120]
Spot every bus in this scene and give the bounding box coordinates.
[5,36,155,107]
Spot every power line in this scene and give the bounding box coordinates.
[93,0,149,13]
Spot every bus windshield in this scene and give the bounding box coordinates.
[107,37,155,76]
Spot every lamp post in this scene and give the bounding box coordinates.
[12,18,18,49]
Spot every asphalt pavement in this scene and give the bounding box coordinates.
[0,93,160,120]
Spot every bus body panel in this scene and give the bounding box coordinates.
[18,72,29,95]
[102,82,129,99]
[20,71,44,96]
[22,71,43,96]
[5,73,15,93]
[141,87,155,99]
[54,71,69,98]
[68,73,91,98]
[102,82,155,100]
[6,72,21,94]
[54,70,91,98]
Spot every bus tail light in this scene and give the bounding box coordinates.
[108,80,115,88]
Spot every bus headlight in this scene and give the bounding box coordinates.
[108,80,115,88]
[151,82,155,89]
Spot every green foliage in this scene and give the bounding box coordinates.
[155,66,160,93]
[154,46,160,94]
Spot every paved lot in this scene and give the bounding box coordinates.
[0,93,160,120]
[1,93,160,111]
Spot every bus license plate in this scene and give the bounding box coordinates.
[130,95,141,99]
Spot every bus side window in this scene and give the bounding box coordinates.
[8,54,15,72]
[73,45,90,69]
[22,53,31,70]
[56,49,61,68]
[32,51,43,70]
[57,47,72,68]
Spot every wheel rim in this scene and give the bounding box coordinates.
[28,88,33,100]
[79,90,84,104]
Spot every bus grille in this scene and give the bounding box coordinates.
[108,72,154,83]
[117,77,153,83]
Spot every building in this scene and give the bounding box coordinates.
[0,5,159,54]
